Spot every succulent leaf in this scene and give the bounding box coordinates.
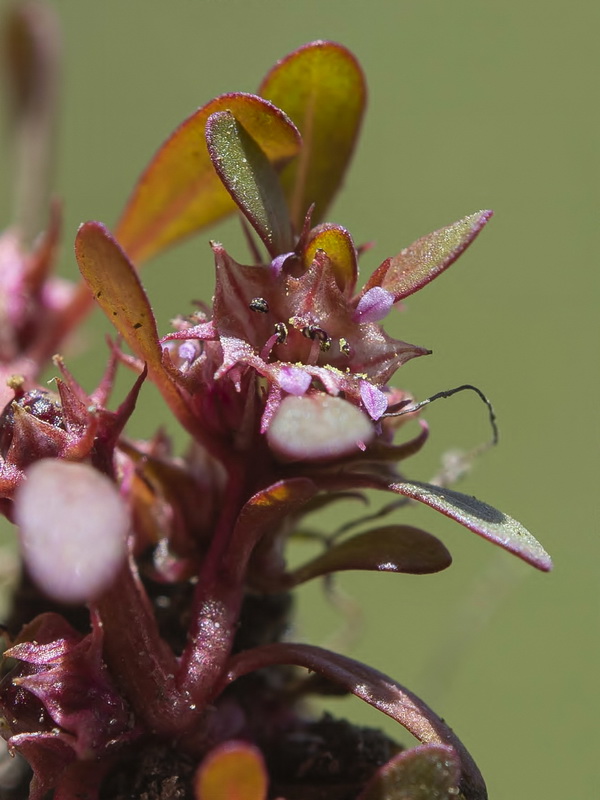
[391,480,552,571]
[363,210,493,301]
[115,93,301,264]
[75,221,203,441]
[223,643,487,800]
[259,41,366,229]
[303,223,358,294]
[288,525,452,585]
[357,744,461,800]
[205,111,293,256]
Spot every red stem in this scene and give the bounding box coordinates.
[94,557,197,736]
[176,460,249,704]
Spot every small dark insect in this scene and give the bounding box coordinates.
[302,325,332,352]
[249,297,269,313]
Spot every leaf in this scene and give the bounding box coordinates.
[288,525,451,586]
[391,480,552,571]
[223,643,487,800]
[115,93,301,264]
[194,741,268,800]
[259,41,366,229]
[74,222,201,439]
[226,477,317,583]
[357,744,461,800]
[205,111,293,256]
[363,210,493,301]
[303,223,358,294]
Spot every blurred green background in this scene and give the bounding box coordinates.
[1,1,597,798]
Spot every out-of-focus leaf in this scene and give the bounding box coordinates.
[194,741,268,800]
[357,744,461,800]
[363,210,493,301]
[205,111,293,256]
[259,41,366,229]
[3,1,60,242]
[115,93,301,264]
[288,525,451,586]
[74,222,201,439]
[223,643,487,800]
[303,223,358,294]
[391,480,552,571]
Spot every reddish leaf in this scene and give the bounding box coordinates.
[303,223,358,294]
[363,210,493,301]
[222,643,487,800]
[74,222,201,438]
[194,741,268,800]
[227,477,317,583]
[115,94,301,264]
[205,111,293,256]
[259,41,366,229]
[391,480,552,571]
[357,744,461,800]
[288,525,451,586]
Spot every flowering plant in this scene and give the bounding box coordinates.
[0,5,551,799]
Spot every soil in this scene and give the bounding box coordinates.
[98,716,399,800]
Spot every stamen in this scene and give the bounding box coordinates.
[260,322,288,360]
[302,324,332,352]
[274,322,288,345]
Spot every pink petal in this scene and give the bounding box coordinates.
[359,381,388,420]
[353,286,394,323]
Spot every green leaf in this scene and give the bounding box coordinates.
[392,480,552,571]
[288,525,451,586]
[363,210,493,301]
[259,41,366,229]
[194,741,268,800]
[74,222,201,439]
[205,111,293,256]
[115,93,301,264]
[357,744,461,800]
[303,223,358,294]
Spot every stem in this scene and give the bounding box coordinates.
[176,460,248,704]
[93,557,195,736]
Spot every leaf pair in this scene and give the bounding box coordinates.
[115,41,366,265]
